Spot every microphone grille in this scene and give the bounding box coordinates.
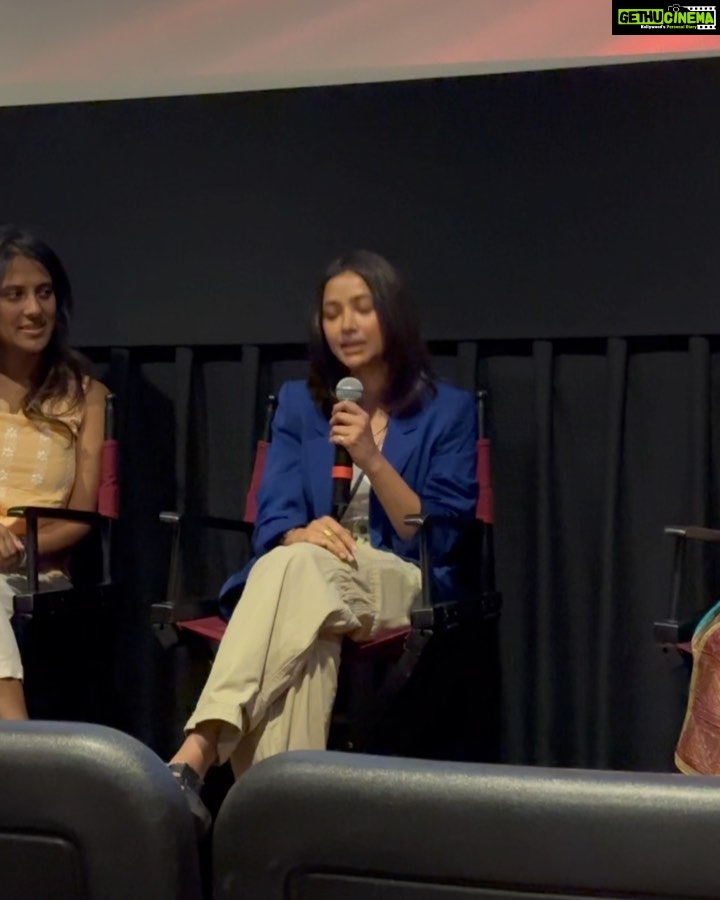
[335,377,363,403]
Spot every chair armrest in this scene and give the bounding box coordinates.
[158,511,254,628]
[665,525,720,542]
[403,513,483,611]
[655,525,720,649]
[8,506,112,594]
[8,506,107,527]
[150,598,222,626]
[159,511,253,534]
[404,513,475,531]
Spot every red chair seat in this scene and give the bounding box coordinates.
[176,615,409,659]
[177,616,226,643]
[343,626,410,660]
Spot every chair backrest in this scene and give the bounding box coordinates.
[242,393,277,523]
[62,391,118,588]
[97,392,119,520]
[475,389,493,524]
[214,750,720,900]
[0,721,201,900]
[475,390,496,594]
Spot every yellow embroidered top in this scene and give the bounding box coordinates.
[0,391,85,533]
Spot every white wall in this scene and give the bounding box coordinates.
[1,0,719,106]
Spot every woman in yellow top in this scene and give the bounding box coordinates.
[0,226,107,720]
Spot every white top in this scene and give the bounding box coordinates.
[342,465,370,524]
[341,432,385,542]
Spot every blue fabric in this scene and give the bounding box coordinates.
[694,599,720,640]
[219,379,478,615]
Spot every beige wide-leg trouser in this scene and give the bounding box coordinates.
[184,542,421,776]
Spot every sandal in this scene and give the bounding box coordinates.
[168,762,212,838]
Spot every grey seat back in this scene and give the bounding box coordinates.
[0,721,201,900]
[214,750,720,899]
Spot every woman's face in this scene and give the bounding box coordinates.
[0,255,57,356]
[321,270,384,373]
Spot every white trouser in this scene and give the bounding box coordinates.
[0,571,72,680]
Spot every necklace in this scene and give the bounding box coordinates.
[372,423,387,438]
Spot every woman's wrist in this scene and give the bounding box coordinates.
[363,449,384,479]
[280,526,305,546]
[13,538,27,572]
[2,549,28,575]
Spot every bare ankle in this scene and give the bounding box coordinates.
[170,725,221,780]
[0,678,29,721]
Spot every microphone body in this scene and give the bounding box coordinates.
[332,444,354,520]
[332,377,363,520]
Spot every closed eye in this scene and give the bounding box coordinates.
[0,287,24,301]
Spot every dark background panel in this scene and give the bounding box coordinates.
[74,338,716,772]
[0,57,718,345]
[4,56,719,771]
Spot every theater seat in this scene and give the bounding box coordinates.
[0,721,201,900]
[214,750,720,900]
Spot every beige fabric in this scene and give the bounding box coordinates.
[0,382,86,682]
[184,541,421,776]
[0,387,85,533]
[0,571,73,680]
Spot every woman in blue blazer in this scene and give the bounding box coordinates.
[169,250,477,831]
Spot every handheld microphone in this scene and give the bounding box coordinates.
[332,376,363,520]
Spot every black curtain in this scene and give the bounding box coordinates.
[88,337,719,769]
[488,336,715,771]
[2,59,719,347]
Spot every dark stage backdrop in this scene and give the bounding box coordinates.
[2,56,718,770]
[0,57,718,345]
[91,338,717,772]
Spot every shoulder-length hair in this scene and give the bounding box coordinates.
[308,249,435,417]
[0,225,89,431]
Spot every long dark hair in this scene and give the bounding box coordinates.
[0,226,89,431]
[308,249,435,417]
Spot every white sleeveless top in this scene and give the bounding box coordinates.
[341,465,370,530]
[340,430,385,542]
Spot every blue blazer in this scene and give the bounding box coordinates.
[220,379,478,609]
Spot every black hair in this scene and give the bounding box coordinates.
[0,225,89,432]
[308,249,435,416]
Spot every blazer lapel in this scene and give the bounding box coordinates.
[381,409,422,481]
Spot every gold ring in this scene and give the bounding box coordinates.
[322,527,333,537]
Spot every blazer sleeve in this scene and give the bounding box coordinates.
[419,390,478,519]
[252,383,310,555]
